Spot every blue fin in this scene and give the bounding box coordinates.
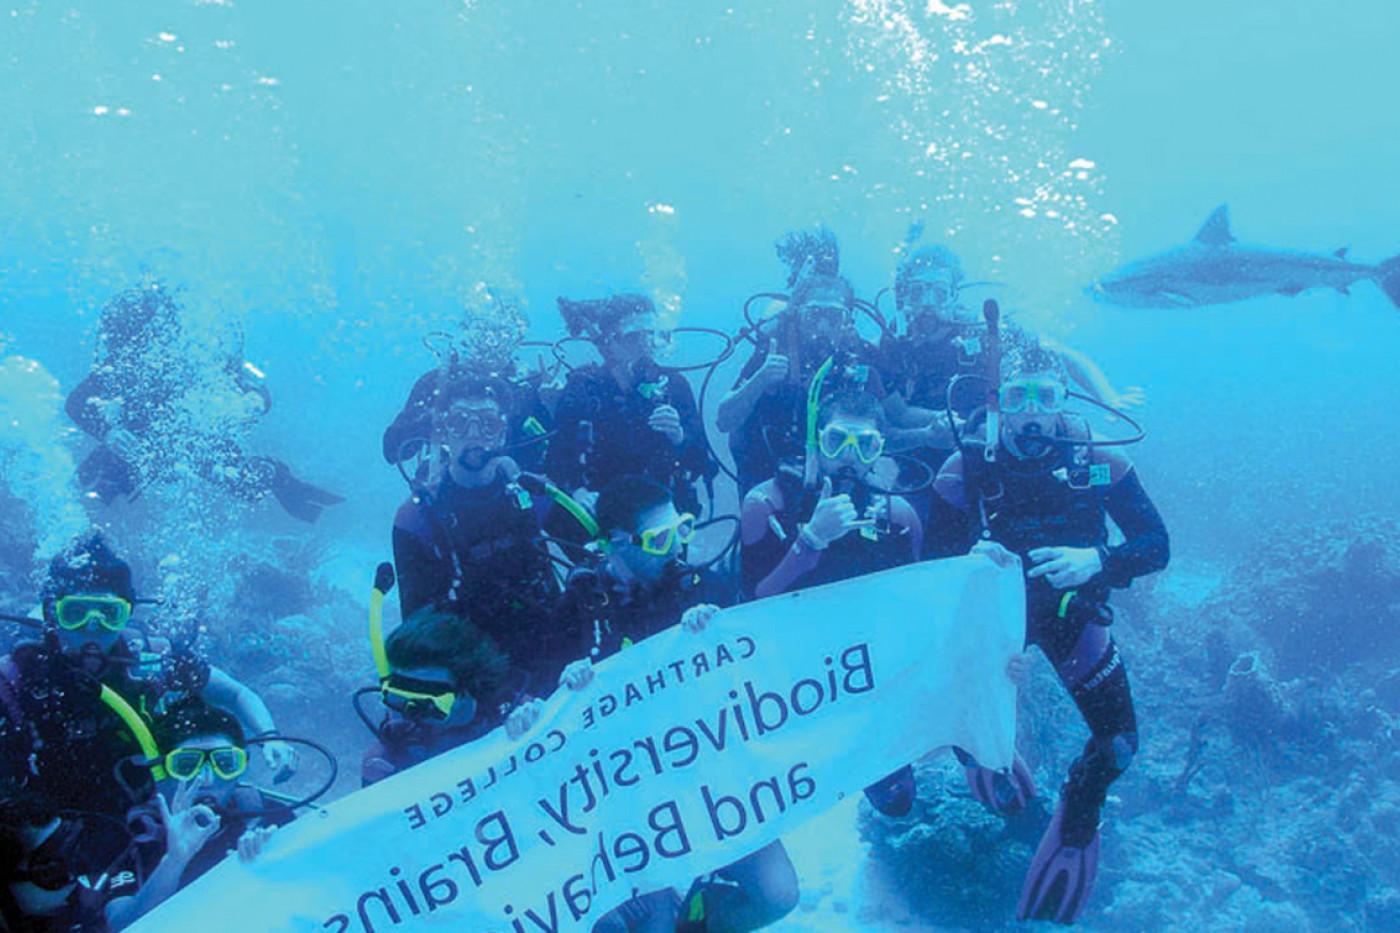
[1193,204,1234,246]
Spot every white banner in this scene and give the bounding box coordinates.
[134,556,1024,933]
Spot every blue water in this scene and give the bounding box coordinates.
[3,1,1399,929]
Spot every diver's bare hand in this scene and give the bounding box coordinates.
[260,740,298,782]
[648,405,684,445]
[756,340,790,388]
[804,477,860,547]
[1027,546,1102,588]
[237,825,276,863]
[970,540,1019,569]
[681,603,720,634]
[506,698,544,739]
[1005,652,1034,686]
[559,659,594,691]
[159,779,221,866]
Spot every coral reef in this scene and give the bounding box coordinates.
[864,517,1400,930]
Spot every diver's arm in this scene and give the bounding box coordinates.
[882,392,939,430]
[104,850,192,929]
[740,483,820,599]
[1046,341,1116,404]
[203,666,277,737]
[716,346,783,435]
[1099,467,1170,587]
[715,375,769,435]
[392,521,444,620]
[891,496,924,560]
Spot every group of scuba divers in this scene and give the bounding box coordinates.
[0,228,1169,931]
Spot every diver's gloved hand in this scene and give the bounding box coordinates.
[1027,546,1103,589]
[648,404,685,445]
[260,739,298,782]
[158,777,222,868]
[970,540,1019,569]
[266,459,346,523]
[506,698,545,739]
[559,659,595,691]
[681,603,720,634]
[802,477,860,549]
[237,825,277,863]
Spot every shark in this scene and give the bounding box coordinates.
[1090,205,1400,311]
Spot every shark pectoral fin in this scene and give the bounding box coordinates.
[1193,204,1235,246]
[1336,285,1351,296]
[1156,290,1197,308]
[1277,286,1304,297]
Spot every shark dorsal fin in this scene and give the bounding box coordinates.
[1194,204,1234,246]
[1334,247,1349,259]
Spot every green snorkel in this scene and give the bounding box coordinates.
[806,354,834,462]
[100,684,167,781]
[513,473,601,542]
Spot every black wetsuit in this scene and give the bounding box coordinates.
[391,475,575,699]
[935,439,1168,834]
[556,562,737,664]
[66,365,338,521]
[878,319,1048,558]
[740,469,915,599]
[545,364,713,513]
[0,642,210,865]
[727,341,887,496]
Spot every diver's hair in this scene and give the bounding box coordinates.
[429,364,515,416]
[595,474,673,536]
[41,531,136,607]
[154,697,247,750]
[775,226,840,288]
[1003,340,1064,384]
[817,390,886,432]
[557,294,655,341]
[894,245,964,311]
[386,608,510,696]
[789,273,855,312]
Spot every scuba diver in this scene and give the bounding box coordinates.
[65,281,343,522]
[0,532,296,868]
[737,389,923,819]
[104,699,295,929]
[554,475,797,933]
[390,367,583,695]
[739,389,923,599]
[717,229,904,496]
[382,329,554,478]
[931,337,1168,924]
[881,244,1144,558]
[544,294,715,516]
[360,607,514,786]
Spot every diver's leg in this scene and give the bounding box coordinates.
[1018,616,1137,923]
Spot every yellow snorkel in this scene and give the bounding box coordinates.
[99,684,166,781]
[803,354,836,489]
[369,562,396,683]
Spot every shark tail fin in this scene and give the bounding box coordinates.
[1379,255,1400,311]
